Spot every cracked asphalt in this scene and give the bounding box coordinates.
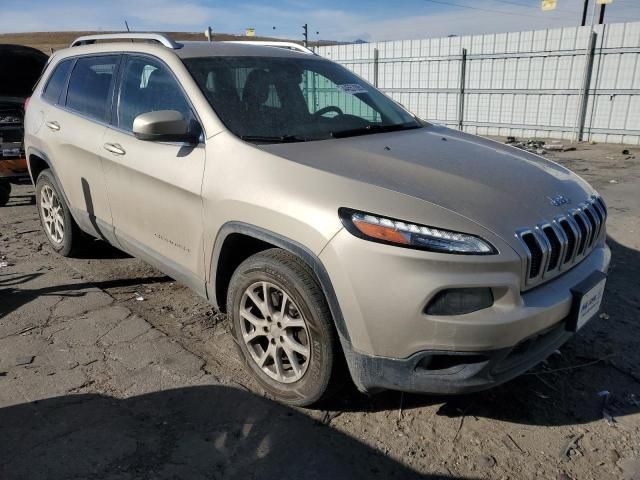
[1,141,639,480]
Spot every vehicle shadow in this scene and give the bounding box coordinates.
[72,236,133,259]
[2,193,35,207]
[0,275,171,319]
[0,272,44,287]
[326,236,640,428]
[0,385,472,480]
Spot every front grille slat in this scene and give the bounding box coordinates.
[573,212,589,256]
[559,219,577,264]
[543,226,562,271]
[566,214,583,259]
[517,195,607,287]
[583,207,597,248]
[521,232,543,278]
[589,200,604,241]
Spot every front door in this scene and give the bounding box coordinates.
[101,55,206,293]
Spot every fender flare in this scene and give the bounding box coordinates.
[26,147,52,184]
[208,221,350,342]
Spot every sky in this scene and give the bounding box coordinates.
[1,0,640,41]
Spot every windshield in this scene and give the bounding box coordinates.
[183,55,423,142]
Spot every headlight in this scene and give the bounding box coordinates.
[339,208,496,254]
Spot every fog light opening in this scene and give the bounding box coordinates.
[424,288,494,316]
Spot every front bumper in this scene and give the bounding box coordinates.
[342,315,575,394]
[320,227,610,394]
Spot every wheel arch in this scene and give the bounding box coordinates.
[208,222,350,342]
[27,149,51,185]
[27,147,82,228]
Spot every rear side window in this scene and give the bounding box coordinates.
[65,55,119,121]
[42,60,72,104]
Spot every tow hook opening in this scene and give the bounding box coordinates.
[416,353,490,373]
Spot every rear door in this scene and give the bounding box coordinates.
[101,54,206,293]
[40,54,119,240]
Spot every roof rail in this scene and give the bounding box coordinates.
[70,33,182,49]
[224,41,315,55]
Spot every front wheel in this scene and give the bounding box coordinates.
[227,248,341,406]
[35,169,82,257]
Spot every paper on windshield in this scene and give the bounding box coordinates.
[336,84,368,95]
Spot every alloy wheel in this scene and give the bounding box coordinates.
[239,281,311,384]
[40,184,64,244]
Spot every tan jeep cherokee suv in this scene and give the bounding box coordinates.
[25,33,610,406]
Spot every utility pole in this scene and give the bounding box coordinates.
[581,0,589,26]
[573,0,600,142]
[302,23,308,47]
[598,3,606,24]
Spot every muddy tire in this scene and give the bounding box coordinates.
[227,248,342,407]
[35,169,82,257]
[0,180,10,206]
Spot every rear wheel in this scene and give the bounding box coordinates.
[0,180,10,206]
[35,169,82,257]
[227,248,341,406]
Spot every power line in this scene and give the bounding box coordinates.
[492,0,638,12]
[489,0,578,14]
[489,0,634,20]
[611,1,640,9]
[490,0,561,9]
[423,0,636,22]
[600,0,640,21]
[421,0,571,19]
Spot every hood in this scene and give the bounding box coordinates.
[259,125,595,242]
[0,44,48,100]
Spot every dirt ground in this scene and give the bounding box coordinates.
[1,141,639,480]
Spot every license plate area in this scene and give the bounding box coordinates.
[566,271,607,332]
[1,148,21,158]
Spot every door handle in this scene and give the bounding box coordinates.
[45,121,60,131]
[103,143,126,156]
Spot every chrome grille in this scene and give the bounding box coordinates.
[516,195,607,287]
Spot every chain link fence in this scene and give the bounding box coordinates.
[317,22,640,145]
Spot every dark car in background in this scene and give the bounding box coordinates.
[0,44,48,206]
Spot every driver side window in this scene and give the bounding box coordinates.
[117,56,195,132]
[300,71,381,123]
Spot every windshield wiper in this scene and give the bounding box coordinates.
[330,123,421,139]
[240,134,309,144]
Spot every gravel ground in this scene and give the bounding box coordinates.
[1,141,639,479]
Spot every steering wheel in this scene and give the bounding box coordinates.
[313,106,344,118]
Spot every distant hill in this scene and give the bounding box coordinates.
[0,31,311,54]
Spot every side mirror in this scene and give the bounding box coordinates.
[132,110,199,143]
